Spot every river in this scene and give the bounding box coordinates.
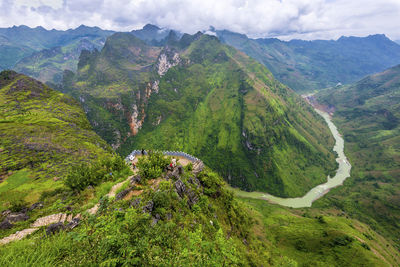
[230,107,352,208]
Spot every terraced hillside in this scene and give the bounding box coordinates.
[0,71,112,209]
[62,32,337,197]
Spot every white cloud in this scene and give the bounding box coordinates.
[0,0,399,40]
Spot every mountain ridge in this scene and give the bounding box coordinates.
[61,32,337,197]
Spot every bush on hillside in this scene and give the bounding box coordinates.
[64,155,129,191]
[137,151,170,180]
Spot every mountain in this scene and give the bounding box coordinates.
[13,38,103,84]
[0,70,113,209]
[0,25,114,81]
[61,32,337,197]
[131,24,172,46]
[214,30,400,92]
[0,151,398,265]
[315,65,400,248]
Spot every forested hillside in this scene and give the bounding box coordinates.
[316,65,400,249]
[61,32,337,197]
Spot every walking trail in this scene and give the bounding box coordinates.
[0,173,135,245]
[0,154,192,245]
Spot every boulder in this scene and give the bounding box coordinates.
[177,165,184,175]
[187,189,199,208]
[188,176,200,188]
[142,201,154,213]
[1,210,11,217]
[171,168,180,179]
[116,188,132,200]
[46,222,65,235]
[29,202,44,211]
[66,218,80,229]
[174,179,186,198]
[0,219,13,229]
[192,160,204,175]
[130,175,141,185]
[130,198,141,208]
[7,212,29,223]
[151,214,161,226]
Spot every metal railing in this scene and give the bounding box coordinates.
[125,150,200,163]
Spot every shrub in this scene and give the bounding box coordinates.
[137,151,170,180]
[64,155,129,191]
[9,199,28,212]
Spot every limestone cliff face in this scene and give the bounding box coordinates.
[156,49,180,76]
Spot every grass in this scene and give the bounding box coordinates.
[0,71,113,211]
[315,65,400,248]
[240,196,400,266]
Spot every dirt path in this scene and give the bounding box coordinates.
[175,157,191,166]
[87,176,133,215]
[0,213,78,245]
[0,155,185,245]
[0,173,135,245]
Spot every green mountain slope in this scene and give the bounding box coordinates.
[0,70,112,209]
[215,30,400,92]
[62,32,337,197]
[0,155,397,266]
[13,37,106,84]
[315,65,400,248]
[0,25,114,81]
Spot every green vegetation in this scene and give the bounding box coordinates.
[63,32,337,197]
[0,158,398,266]
[137,151,170,180]
[0,70,112,210]
[0,25,113,82]
[13,38,105,84]
[65,155,128,191]
[240,197,400,266]
[316,64,400,248]
[0,161,270,266]
[216,30,400,92]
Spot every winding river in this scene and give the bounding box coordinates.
[230,108,352,208]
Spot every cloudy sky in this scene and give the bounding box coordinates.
[1,0,400,40]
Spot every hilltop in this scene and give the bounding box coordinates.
[61,32,337,197]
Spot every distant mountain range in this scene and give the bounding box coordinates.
[1,24,400,265]
[0,25,114,83]
[2,24,400,92]
[213,30,400,92]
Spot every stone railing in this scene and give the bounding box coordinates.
[125,150,200,163]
